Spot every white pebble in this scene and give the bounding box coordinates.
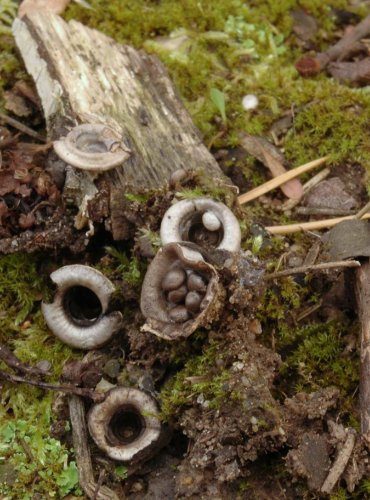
[242,94,259,110]
[202,211,221,231]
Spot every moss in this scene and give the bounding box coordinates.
[160,340,229,421]
[0,253,80,497]
[64,0,365,169]
[279,321,359,403]
[0,1,27,111]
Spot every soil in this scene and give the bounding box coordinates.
[2,2,370,499]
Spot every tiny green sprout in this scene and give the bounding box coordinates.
[210,88,227,124]
[115,465,128,480]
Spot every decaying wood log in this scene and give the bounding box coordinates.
[13,13,222,189]
[11,13,224,246]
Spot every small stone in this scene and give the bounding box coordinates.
[162,268,186,291]
[185,291,202,313]
[202,211,221,231]
[187,272,207,292]
[250,416,258,425]
[168,285,188,304]
[168,305,190,323]
[242,94,259,110]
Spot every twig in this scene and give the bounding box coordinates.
[355,260,370,446]
[296,301,323,322]
[296,14,370,75]
[320,429,356,494]
[68,395,120,500]
[295,207,355,217]
[238,156,329,205]
[0,343,49,376]
[281,167,331,211]
[266,213,370,235]
[355,199,370,219]
[265,260,360,279]
[93,470,106,500]
[0,113,46,142]
[0,369,103,402]
[317,14,370,68]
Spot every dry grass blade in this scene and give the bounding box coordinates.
[238,156,329,205]
[266,211,370,235]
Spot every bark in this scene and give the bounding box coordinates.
[12,13,222,191]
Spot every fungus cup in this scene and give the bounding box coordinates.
[160,197,241,253]
[88,387,162,463]
[42,264,123,349]
[140,243,224,340]
[53,123,130,172]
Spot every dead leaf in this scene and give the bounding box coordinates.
[0,172,19,196]
[239,134,304,200]
[4,91,32,118]
[18,212,36,229]
[18,0,71,17]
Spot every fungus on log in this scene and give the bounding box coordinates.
[9,13,225,249]
[12,13,222,186]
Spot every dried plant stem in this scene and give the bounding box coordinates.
[0,369,103,402]
[0,112,46,142]
[0,343,49,376]
[69,395,120,500]
[266,213,370,235]
[265,260,360,280]
[355,199,370,219]
[238,156,329,205]
[355,261,370,446]
[320,430,356,494]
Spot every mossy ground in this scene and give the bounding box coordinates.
[0,0,369,497]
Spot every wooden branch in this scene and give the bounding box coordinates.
[12,13,222,190]
[266,213,370,235]
[238,156,329,205]
[355,261,370,446]
[69,395,120,500]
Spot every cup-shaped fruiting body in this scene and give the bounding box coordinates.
[53,124,130,172]
[88,387,162,462]
[140,243,223,340]
[160,197,241,253]
[42,265,123,350]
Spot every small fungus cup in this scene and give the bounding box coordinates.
[42,265,122,350]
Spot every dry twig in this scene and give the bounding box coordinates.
[0,113,46,142]
[68,395,120,500]
[266,213,370,235]
[0,369,103,402]
[265,260,360,280]
[238,156,329,205]
[0,343,49,376]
